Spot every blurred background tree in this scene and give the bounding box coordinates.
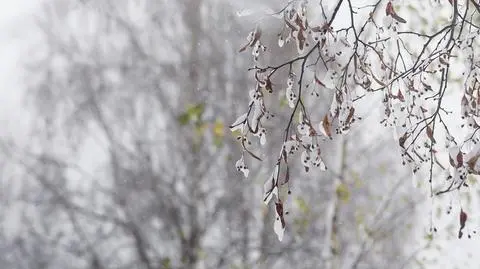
[0,0,429,269]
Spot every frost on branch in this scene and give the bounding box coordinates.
[235,155,249,178]
[286,73,297,108]
[239,27,266,61]
[232,0,480,240]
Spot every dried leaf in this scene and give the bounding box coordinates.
[456,151,463,168]
[422,81,432,91]
[335,92,343,104]
[459,209,467,238]
[399,132,408,148]
[461,95,469,117]
[274,200,286,242]
[426,125,435,143]
[397,90,405,102]
[275,200,285,225]
[265,78,273,93]
[295,29,306,53]
[274,208,285,241]
[320,114,332,139]
[285,17,297,31]
[284,166,290,184]
[253,28,262,45]
[460,210,467,228]
[310,25,322,32]
[346,107,355,125]
[294,15,305,30]
[238,44,249,53]
[391,12,406,23]
[239,28,262,52]
[314,74,325,87]
[386,2,406,23]
[449,155,456,168]
[439,56,448,66]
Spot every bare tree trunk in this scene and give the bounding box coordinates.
[179,1,203,268]
[323,136,347,269]
[241,188,250,267]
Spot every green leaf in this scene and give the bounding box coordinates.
[187,103,205,122]
[406,4,416,12]
[177,113,190,125]
[425,233,433,241]
[336,182,350,202]
[231,129,241,138]
[294,197,310,214]
[197,248,207,259]
[468,174,477,185]
[178,103,205,125]
[195,123,207,136]
[212,120,225,148]
[214,136,224,148]
[213,120,224,137]
[161,258,171,269]
[293,217,309,234]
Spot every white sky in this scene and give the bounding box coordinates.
[0,1,479,268]
[0,0,41,29]
[0,0,43,140]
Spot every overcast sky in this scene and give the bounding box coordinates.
[0,0,43,140]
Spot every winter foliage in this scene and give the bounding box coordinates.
[231,0,480,241]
